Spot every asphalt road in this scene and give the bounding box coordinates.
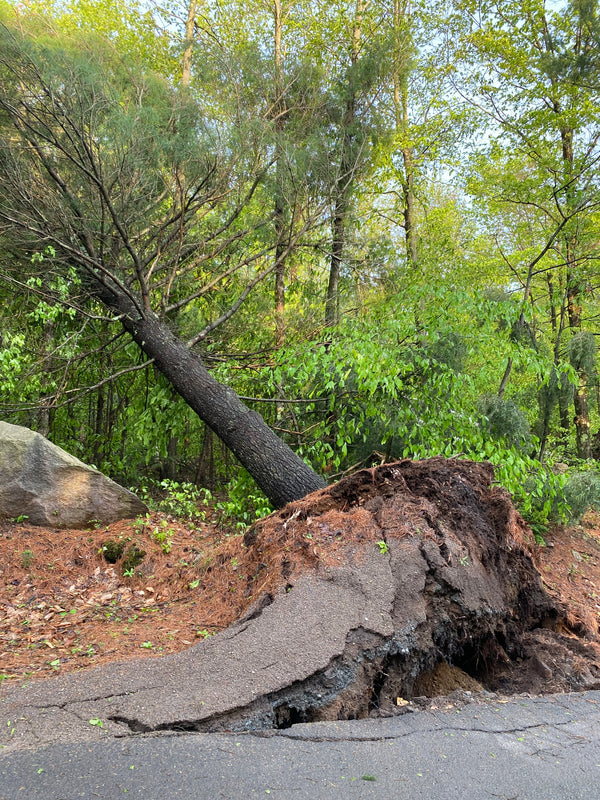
[2,691,600,800]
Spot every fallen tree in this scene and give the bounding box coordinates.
[0,19,326,507]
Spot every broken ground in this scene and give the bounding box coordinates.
[2,457,600,704]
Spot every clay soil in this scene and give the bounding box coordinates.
[2,480,600,692]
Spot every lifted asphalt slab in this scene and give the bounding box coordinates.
[2,691,600,799]
[0,561,397,748]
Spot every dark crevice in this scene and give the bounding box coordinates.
[422,510,447,546]
[368,665,389,713]
[439,541,450,563]
[108,715,154,733]
[155,720,206,732]
[109,715,217,734]
[237,591,274,624]
[273,704,310,729]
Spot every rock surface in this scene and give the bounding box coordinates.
[3,457,600,750]
[0,421,147,527]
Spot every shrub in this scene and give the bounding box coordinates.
[478,395,532,451]
[563,470,600,522]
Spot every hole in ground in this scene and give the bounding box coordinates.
[273,704,312,729]
[272,634,510,729]
[367,636,509,713]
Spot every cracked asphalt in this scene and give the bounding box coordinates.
[0,565,399,746]
[2,691,600,799]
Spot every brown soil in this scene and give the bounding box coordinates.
[536,510,600,638]
[2,463,600,696]
[0,510,254,683]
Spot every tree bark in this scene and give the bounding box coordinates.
[36,319,55,437]
[568,277,593,459]
[273,0,287,347]
[497,357,512,400]
[182,0,198,88]
[196,425,216,487]
[325,196,347,326]
[325,0,366,327]
[564,185,592,457]
[393,0,418,269]
[97,285,326,507]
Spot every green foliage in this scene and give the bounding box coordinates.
[539,367,575,413]
[215,470,273,530]
[151,520,173,554]
[477,395,533,451]
[563,470,600,522]
[0,333,28,394]
[509,319,536,349]
[568,331,596,374]
[145,480,211,520]
[239,291,567,531]
[427,331,467,373]
[492,448,568,538]
[262,307,474,475]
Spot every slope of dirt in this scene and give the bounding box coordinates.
[1,458,600,701]
[0,510,253,683]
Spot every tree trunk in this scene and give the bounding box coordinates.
[182,0,198,88]
[561,112,592,459]
[98,286,326,507]
[497,357,512,400]
[401,145,418,267]
[567,241,592,459]
[273,0,287,347]
[196,425,216,488]
[274,194,286,346]
[393,0,418,269]
[325,0,365,327]
[574,376,592,460]
[166,433,179,480]
[325,197,347,326]
[36,319,55,437]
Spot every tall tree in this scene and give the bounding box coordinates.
[457,0,600,458]
[361,0,471,287]
[325,0,381,325]
[272,0,287,346]
[392,0,419,268]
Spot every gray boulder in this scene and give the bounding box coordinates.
[0,421,147,527]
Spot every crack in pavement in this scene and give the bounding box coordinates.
[222,622,251,639]
[7,685,160,713]
[270,712,596,744]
